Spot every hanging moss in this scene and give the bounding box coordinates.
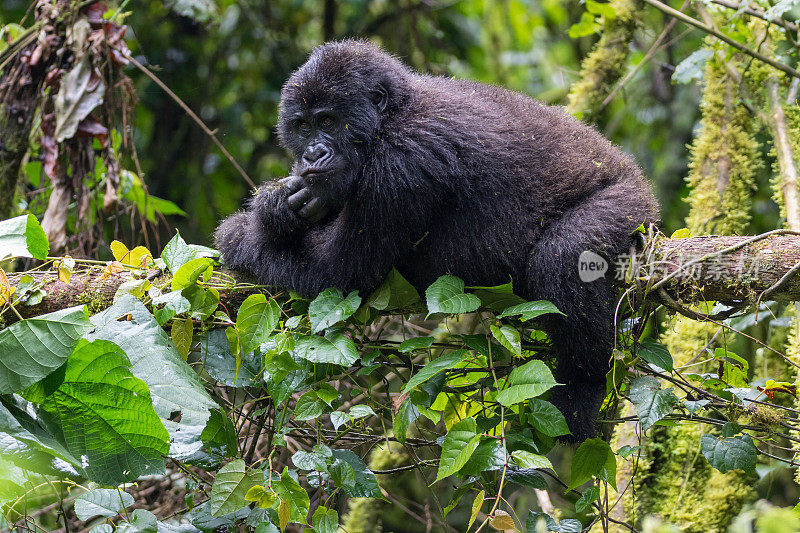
[339,440,411,533]
[565,0,640,122]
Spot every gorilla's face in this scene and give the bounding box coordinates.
[277,47,393,217]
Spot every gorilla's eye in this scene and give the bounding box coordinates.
[298,122,312,136]
[320,116,335,128]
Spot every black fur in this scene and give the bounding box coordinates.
[215,40,659,441]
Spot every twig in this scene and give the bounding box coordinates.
[126,55,255,188]
[642,0,800,78]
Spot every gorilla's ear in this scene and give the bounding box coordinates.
[370,83,389,113]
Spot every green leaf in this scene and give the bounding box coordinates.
[460,439,506,476]
[468,490,484,530]
[34,339,170,485]
[585,0,616,18]
[198,329,260,387]
[435,417,480,482]
[629,376,679,431]
[498,300,563,321]
[88,297,218,463]
[398,336,435,353]
[393,399,420,443]
[496,360,559,407]
[0,306,90,394]
[526,512,583,532]
[639,339,673,371]
[672,48,713,84]
[116,509,158,533]
[366,268,421,311]
[506,467,548,489]
[312,506,338,533]
[308,288,361,333]
[200,408,238,457]
[152,290,191,325]
[568,438,616,490]
[330,449,382,498]
[568,11,599,38]
[237,294,281,354]
[161,231,218,274]
[0,214,49,260]
[294,391,327,421]
[74,489,134,520]
[273,468,311,523]
[208,459,262,517]
[575,486,600,513]
[425,275,480,316]
[293,331,358,366]
[700,433,757,474]
[171,258,214,290]
[402,350,470,394]
[490,324,521,355]
[528,398,571,437]
[171,317,193,360]
[511,450,554,472]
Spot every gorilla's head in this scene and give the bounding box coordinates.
[277,41,411,212]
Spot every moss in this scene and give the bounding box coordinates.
[565,0,640,122]
[340,440,410,533]
[75,289,112,314]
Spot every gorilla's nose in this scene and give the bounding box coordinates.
[303,143,331,164]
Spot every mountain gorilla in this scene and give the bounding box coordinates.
[215,40,659,441]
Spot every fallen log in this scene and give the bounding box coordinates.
[4,232,800,322]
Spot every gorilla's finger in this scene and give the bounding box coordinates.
[287,188,313,210]
[298,198,326,221]
[279,175,305,195]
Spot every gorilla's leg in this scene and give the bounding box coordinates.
[526,184,639,441]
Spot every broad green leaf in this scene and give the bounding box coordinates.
[366,268,421,311]
[506,467,548,489]
[208,459,262,517]
[496,360,558,406]
[402,349,470,394]
[575,486,600,513]
[498,300,563,321]
[0,214,49,260]
[0,399,79,473]
[312,506,338,533]
[393,399,420,443]
[700,433,757,474]
[200,408,238,457]
[171,317,193,360]
[0,306,90,393]
[528,398,570,437]
[293,331,358,366]
[34,339,170,485]
[511,450,554,472]
[330,449,382,498]
[398,336,435,353]
[237,294,281,354]
[568,438,616,490]
[244,485,278,509]
[116,509,157,533]
[294,391,327,421]
[88,297,217,462]
[460,439,506,476]
[425,275,480,316]
[316,383,340,405]
[198,329,260,387]
[639,339,673,371]
[308,288,361,333]
[273,468,311,524]
[526,512,583,533]
[630,376,679,431]
[435,417,480,482]
[74,489,134,520]
[182,284,220,321]
[171,258,213,290]
[152,290,190,325]
[490,324,521,355]
[161,230,218,274]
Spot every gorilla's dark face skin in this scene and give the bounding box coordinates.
[215,40,660,441]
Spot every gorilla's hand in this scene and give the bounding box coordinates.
[283,176,330,223]
[250,177,313,245]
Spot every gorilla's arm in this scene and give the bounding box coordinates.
[215,160,436,296]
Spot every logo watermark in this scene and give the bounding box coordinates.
[578,250,608,282]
